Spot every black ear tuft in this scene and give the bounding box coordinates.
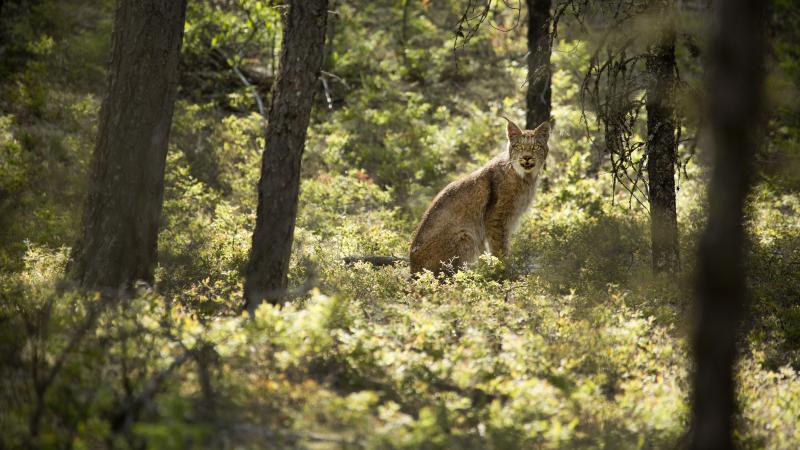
[534,120,551,141]
[500,114,522,139]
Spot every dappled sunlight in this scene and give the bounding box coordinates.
[1,0,799,448]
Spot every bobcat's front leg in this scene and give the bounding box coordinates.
[486,219,509,258]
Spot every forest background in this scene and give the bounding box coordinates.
[1,0,799,448]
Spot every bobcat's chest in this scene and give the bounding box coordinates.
[492,171,538,233]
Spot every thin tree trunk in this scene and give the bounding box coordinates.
[525,0,553,129]
[645,26,679,274]
[68,0,187,291]
[690,0,766,448]
[243,0,328,314]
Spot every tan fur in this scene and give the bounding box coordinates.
[409,118,550,275]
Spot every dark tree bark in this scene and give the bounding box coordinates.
[243,0,328,314]
[0,0,32,76]
[645,26,680,274]
[525,0,553,129]
[68,0,187,291]
[690,0,766,448]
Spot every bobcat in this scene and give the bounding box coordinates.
[409,117,550,275]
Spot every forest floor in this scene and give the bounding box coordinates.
[5,166,799,449]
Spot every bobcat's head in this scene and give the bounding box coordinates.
[503,117,550,177]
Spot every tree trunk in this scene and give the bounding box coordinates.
[690,0,766,448]
[68,0,187,292]
[645,27,680,274]
[525,0,552,129]
[243,0,328,314]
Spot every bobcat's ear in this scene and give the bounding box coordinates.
[500,115,523,139]
[533,120,551,143]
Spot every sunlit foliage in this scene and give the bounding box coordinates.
[1,0,799,448]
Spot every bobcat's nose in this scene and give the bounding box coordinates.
[520,156,535,169]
